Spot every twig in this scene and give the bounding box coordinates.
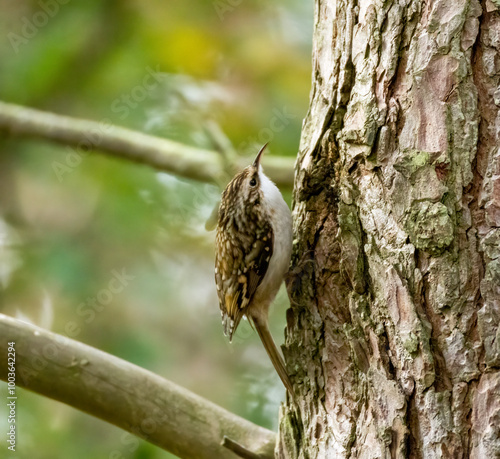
[221,436,269,459]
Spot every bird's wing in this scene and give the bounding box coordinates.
[215,222,273,339]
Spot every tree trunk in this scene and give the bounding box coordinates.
[279,0,500,458]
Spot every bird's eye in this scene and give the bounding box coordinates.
[249,178,257,187]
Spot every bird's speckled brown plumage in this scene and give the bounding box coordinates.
[214,144,294,395]
[215,166,273,339]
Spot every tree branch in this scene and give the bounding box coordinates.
[0,101,295,188]
[0,314,276,459]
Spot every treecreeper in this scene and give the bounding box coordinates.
[215,143,294,395]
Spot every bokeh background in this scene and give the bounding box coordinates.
[0,1,312,458]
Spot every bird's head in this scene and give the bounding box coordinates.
[221,143,268,211]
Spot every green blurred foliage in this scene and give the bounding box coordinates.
[0,0,312,457]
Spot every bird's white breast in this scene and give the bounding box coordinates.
[251,169,293,316]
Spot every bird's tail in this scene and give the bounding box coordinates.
[252,316,294,397]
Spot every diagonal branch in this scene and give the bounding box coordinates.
[0,314,276,459]
[0,101,295,188]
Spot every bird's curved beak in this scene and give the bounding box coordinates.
[252,143,268,168]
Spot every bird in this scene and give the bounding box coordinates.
[214,143,294,395]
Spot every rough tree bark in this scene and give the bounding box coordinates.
[279,0,500,458]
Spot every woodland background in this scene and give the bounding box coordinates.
[0,1,312,457]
